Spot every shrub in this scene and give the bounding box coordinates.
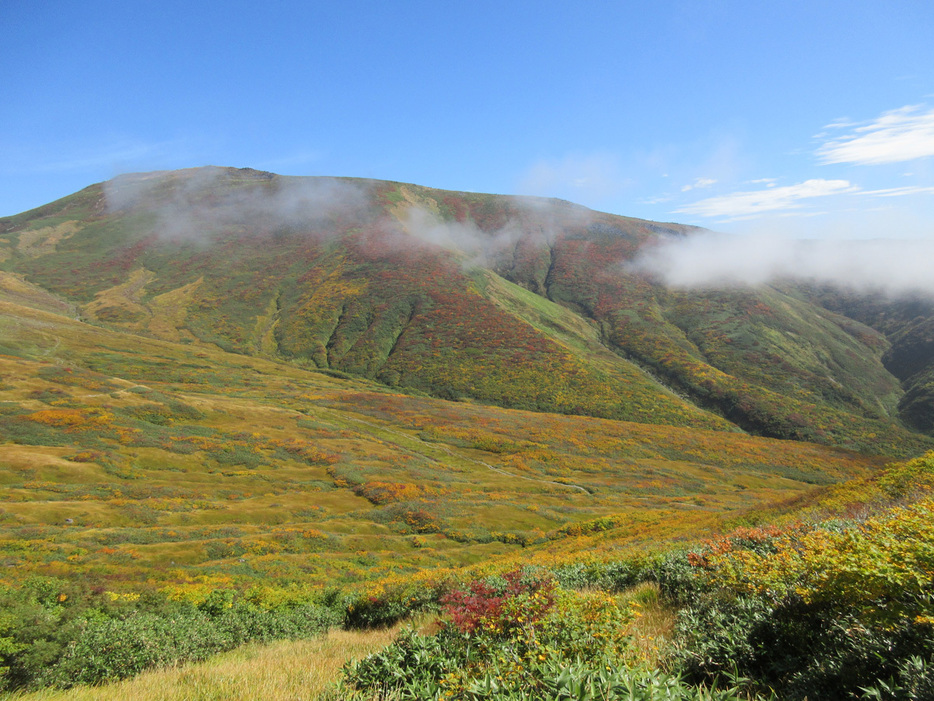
[553,558,647,592]
[0,582,338,691]
[40,609,222,687]
[213,602,339,647]
[667,498,934,700]
[342,573,450,629]
[341,568,649,699]
[651,549,708,605]
[441,568,557,634]
[341,639,764,699]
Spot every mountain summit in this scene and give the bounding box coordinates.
[2,166,931,456]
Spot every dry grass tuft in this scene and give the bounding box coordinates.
[0,626,400,701]
[621,581,676,668]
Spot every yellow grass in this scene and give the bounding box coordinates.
[14,222,82,260]
[0,294,888,590]
[0,626,401,701]
[82,268,155,329]
[621,582,676,667]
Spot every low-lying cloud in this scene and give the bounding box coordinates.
[402,206,520,260]
[103,167,597,269]
[401,196,591,268]
[631,230,934,298]
[104,167,369,241]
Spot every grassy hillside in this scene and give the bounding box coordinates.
[499,221,925,455]
[0,289,887,593]
[1,167,930,458]
[0,171,727,432]
[799,284,934,433]
[2,168,934,697]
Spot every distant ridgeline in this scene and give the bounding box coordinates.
[1,166,930,456]
[1,167,934,697]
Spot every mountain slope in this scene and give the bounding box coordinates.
[799,285,934,433]
[0,289,888,588]
[1,166,931,457]
[1,171,726,431]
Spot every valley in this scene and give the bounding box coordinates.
[0,167,932,699]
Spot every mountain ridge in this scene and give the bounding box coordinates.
[1,166,931,457]
[1,165,932,602]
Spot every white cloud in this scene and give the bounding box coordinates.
[104,168,369,242]
[817,105,934,165]
[675,179,858,220]
[681,176,717,192]
[864,185,934,197]
[395,198,592,270]
[823,118,859,130]
[630,232,934,298]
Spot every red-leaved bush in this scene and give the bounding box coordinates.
[440,569,556,633]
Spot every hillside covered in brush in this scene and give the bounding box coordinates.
[1,166,931,457]
[2,167,934,698]
[0,163,930,591]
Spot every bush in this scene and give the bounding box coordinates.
[214,602,339,647]
[0,582,339,691]
[342,573,450,629]
[347,626,674,700]
[862,655,934,701]
[41,609,222,687]
[341,568,649,699]
[666,498,934,700]
[674,594,934,701]
[651,550,708,605]
[553,558,647,592]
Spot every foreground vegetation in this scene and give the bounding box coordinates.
[0,450,928,698]
[0,627,400,701]
[0,581,338,690]
[334,451,934,700]
[1,168,933,698]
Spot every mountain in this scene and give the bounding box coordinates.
[3,165,934,698]
[2,167,930,456]
[1,163,932,595]
[798,285,934,433]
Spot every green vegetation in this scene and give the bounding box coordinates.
[1,168,933,698]
[3,168,931,455]
[0,580,337,691]
[330,453,934,700]
[0,292,885,595]
[0,628,400,701]
[337,571,749,700]
[664,460,934,699]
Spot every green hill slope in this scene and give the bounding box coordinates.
[1,166,930,459]
[1,168,933,699]
[0,286,885,590]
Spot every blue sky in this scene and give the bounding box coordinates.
[3,1,934,238]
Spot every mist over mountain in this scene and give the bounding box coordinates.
[2,166,932,456]
[631,230,934,298]
[103,167,594,269]
[103,167,371,242]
